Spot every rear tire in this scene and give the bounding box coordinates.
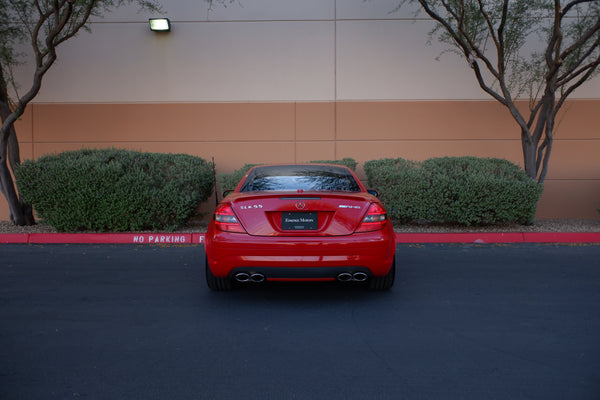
[205,256,233,291]
[368,259,395,291]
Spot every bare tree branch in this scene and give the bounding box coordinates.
[403,0,600,183]
[556,58,600,111]
[0,0,163,225]
[557,44,600,87]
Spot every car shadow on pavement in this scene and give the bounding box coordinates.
[200,280,400,309]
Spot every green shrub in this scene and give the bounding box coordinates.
[15,148,215,232]
[364,156,543,226]
[218,164,259,192]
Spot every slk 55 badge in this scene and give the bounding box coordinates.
[240,204,263,210]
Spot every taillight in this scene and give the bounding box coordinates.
[213,203,246,233]
[356,203,388,233]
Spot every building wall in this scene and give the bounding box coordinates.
[3,0,599,221]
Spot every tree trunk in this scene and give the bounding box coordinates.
[521,128,538,181]
[519,92,556,184]
[0,104,36,226]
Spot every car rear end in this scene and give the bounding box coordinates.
[205,164,396,289]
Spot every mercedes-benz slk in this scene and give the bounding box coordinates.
[205,164,396,291]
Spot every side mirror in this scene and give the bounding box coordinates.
[367,189,379,197]
[222,190,234,198]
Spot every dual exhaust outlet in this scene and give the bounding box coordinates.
[234,272,265,283]
[234,271,369,283]
[336,272,369,282]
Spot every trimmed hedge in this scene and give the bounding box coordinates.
[364,156,543,226]
[217,158,358,193]
[218,163,259,192]
[15,148,215,232]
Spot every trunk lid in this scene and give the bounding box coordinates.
[227,192,374,236]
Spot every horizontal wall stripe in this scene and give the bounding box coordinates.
[4,100,599,221]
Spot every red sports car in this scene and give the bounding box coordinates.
[205,164,396,290]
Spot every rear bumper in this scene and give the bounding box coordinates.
[231,266,372,281]
[205,226,396,279]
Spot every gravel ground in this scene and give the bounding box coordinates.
[1,218,599,233]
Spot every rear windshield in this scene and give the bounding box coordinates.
[239,165,361,192]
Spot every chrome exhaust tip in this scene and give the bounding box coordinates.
[235,272,250,282]
[250,273,265,283]
[337,272,353,282]
[352,272,369,282]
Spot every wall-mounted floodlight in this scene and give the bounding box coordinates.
[149,18,171,32]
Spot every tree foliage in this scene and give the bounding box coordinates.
[0,0,162,225]
[0,0,237,226]
[398,0,600,183]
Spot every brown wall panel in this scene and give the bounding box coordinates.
[2,100,599,222]
[33,142,297,174]
[32,103,296,145]
[337,140,524,166]
[555,100,600,139]
[14,107,33,143]
[336,101,520,141]
[0,198,7,221]
[295,102,335,141]
[337,100,600,142]
[545,140,600,180]
[295,141,336,163]
[537,180,600,219]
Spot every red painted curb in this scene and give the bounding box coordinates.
[0,234,29,244]
[27,233,194,244]
[395,232,600,243]
[0,232,598,244]
[192,233,206,244]
[395,232,525,243]
[522,232,600,243]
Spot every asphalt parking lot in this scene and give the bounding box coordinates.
[1,243,599,400]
